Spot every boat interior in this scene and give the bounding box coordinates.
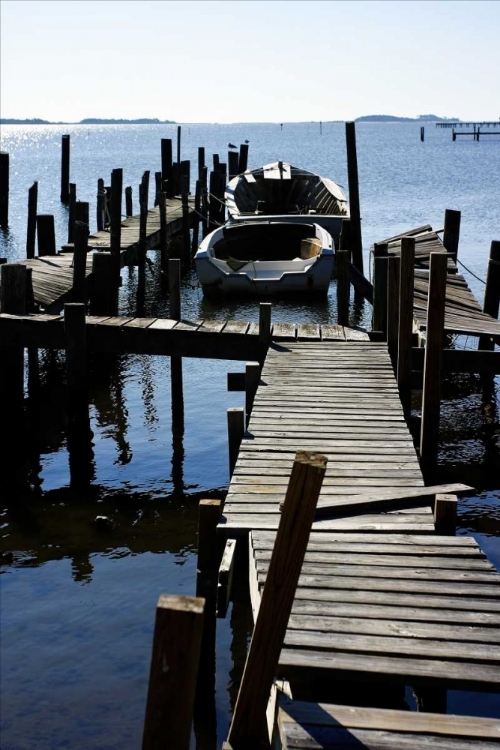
[231,165,348,216]
[212,223,322,267]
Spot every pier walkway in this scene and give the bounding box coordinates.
[217,338,500,737]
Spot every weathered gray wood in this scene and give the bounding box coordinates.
[227,452,326,748]
[316,484,471,517]
[345,122,363,283]
[435,493,457,536]
[197,499,222,574]
[217,538,237,618]
[387,255,400,366]
[142,595,204,750]
[72,221,88,303]
[397,236,415,414]
[420,253,448,470]
[373,252,388,337]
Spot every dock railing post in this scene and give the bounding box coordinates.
[227,451,327,747]
[125,186,133,217]
[67,183,76,243]
[72,220,89,303]
[177,125,181,167]
[227,407,245,478]
[238,144,249,173]
[443,209,461,264]
[419,252,447,474]
[110,168,123,276]
[198,146,205,182]
[37,214,56,256]
[161,138,173,199]
[169,258,184,438]
[138,170,150,296]
[397,236,416,415]
[386,254,400,368]
[191,180,201,257]
[60,134,70,204]
[0,151,9,227]
[259,302,272,352]
[142,595,205,750]
[154,171,161,207]
[245,361,261,427]
[336,249,350,326]
[90,253,118,316]
[26,181,38,259]
[159,190,168,273]
[96,178,106,232]
[434,493,457,536]
[228,150,239,180]
[345,121,364,294]
[478,240,500,351]
[372,243,389,337]
[180,173,190,259]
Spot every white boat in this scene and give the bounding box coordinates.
[225,161,349,241]
[195,220,334,296]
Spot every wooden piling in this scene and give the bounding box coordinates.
[213,154,220,171]
[245,361,260,427]
[161,138,173,198]
[198,147,205,181]
[26,181,38,259]
[159,191,168,272]
[227,451,327,748]
[37,214,56,256]
[420,126,425,142]
[177,125,181,166]
[452,129,456,141]
[201,166,209,236]
[89,252,118,316]
[75,200,89,227]
[125,186,133,217]
[72,221,89,303]
[345,122,364,284]
[443,209,461,263]
[197,499,222,580]
[142,595,204,750]
[387,255,401,366]
[259,302,272,348]
[110,168,123,261]
[434,493,457,536]
[228,150,239,180]
[169,258,181,319]
[97,178,106,231]
[191,180,201,257]
[60,135,70,203]
[209,170,225,229]
[372,243,389,336]
[397,236,415,415]
[67,183,77,243]
[138,171,150,292]
[0,263,27,314]
[420,252,447,472]
[336,249,350,326]
[154,171,161,207]
[169,257,184,435]
[0,264,27,435]
[339,217,353,257]
[479,240,500,350]
[0,151,9,227]
[228,407,245,478]
[181,174,190,259]
[238,144,249,173]
[64,303,92,488]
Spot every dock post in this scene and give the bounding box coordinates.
[201,166,209,237]
[64,302,93,487]
[75,200,89,227]
[478,240,500,350]
[0,263,27,404]
[110,168,123,272]
[259,302,272,350]
[191,180,201,257]
[169,258,181,320]
[443,209,461,263]
[90,252,118,316]
[345,122,364,290]
[177,125,181,167]
[434,493,457,536]
[452,129,456,141]
[227,451,327,747]
[208,171,221,230]
[228,407,245,478]
[96,178,106,232]
[228,150,239,180]
[238,144,249,173]
[138,171,150,298]
[159,190,168,273]
[26,181,38,259]
[419,252,447,475]
[142,595,205,750]
[72,220,89,303]
[397,236,415,415]
[194,498,222,740]
[198,146,205,181]
[245,361,261,427]
[339,217,353,258]
[181,174,190,259]
[60,134,70,204]
[372,243,389,336]
[386,255,401,368]
[0,152,9,227]
[213,154,220,171]
[336,249,350,326]
[420,126,425,142]
[154,171,161,207]
[169,258,184,438]
[161,138,173,198]
[37,215,56,256]
[67,183,76,243]
[125,186,133,217]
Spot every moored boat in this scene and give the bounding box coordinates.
[194,220,333,296]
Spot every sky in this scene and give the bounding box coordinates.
[1,0,498,123]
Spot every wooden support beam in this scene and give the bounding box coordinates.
[479,240,500,351]
[37,214,56,256]
[60,134,70,203]
[345,122,363,285]
[142,595,204,750]
[259,302,272,348]
[72,221,88,303]
[26,181,38,259]
[420,252,448,472]
[228,407,245,478]
[434,493,457,536]
[227,451,327,749]
[397,236,415,415]
[227,372,246,392]
[336,249,349,326]
[217,539,237,618]
[245,361,260,426]
[386,255,400,368]
[443,209,461,263]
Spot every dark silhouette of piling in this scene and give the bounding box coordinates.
[60,135,70,203]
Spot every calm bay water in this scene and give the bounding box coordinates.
[1,122,499,748]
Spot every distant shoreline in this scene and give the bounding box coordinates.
[0,118,177,125]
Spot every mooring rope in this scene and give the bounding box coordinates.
[456,258,486,285]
